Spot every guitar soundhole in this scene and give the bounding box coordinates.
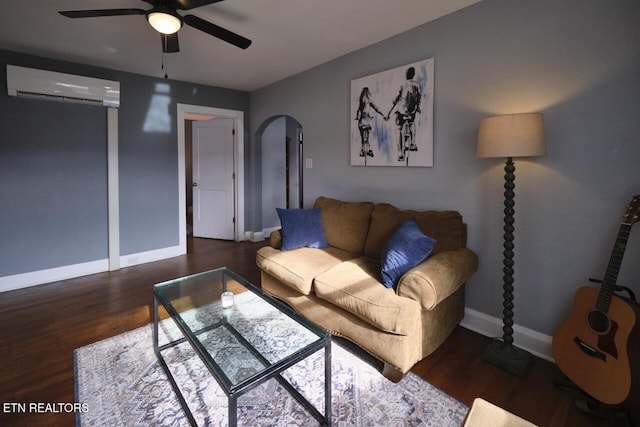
[587,310,610,334]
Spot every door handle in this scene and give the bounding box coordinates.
[192,182,198,187]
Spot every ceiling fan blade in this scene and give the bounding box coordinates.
[174,0,226,11]
[59,9,146,19]
[183,15,251,49]
[161,34,180,53]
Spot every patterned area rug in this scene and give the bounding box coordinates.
[75,316,468,426]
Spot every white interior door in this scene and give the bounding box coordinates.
[192,118,235,240]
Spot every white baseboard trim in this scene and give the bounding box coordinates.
[461,307,554,362]
[0,245,185,293]
[245,231,264,242]
[119,245,184,268]
[245,227,279,242]
[0,259,109,293]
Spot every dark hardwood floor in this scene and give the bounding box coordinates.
[0,238,634,426]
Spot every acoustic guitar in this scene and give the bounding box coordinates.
[552,194,640,406]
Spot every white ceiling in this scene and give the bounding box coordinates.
[0,0,480,92]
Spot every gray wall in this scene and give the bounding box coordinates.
[0,87,108,275]
[250,0,640,336]
[0,49,249,277]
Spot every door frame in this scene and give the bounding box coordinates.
[177,104,245,253]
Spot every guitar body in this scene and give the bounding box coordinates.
[552,286,640,405]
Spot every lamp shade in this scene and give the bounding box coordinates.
[147,11,183,35]
[477,113,546,158]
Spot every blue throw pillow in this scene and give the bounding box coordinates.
[276,208,328,251]
[380,218,436,290]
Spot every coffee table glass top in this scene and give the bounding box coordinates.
[153,267,330,392]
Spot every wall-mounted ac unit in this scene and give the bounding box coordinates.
[6,65,120,108]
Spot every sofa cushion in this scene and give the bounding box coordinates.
[313,197,374,254]
[314,256,421,335]
[256,245,356,295]
[397,248,478,310]
[364,203,464,258]
[381,218,436,290]
[276,208,328,251]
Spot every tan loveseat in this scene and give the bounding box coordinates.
[256,197,478,379]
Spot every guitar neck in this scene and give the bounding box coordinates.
[593,194,640,313]
[596,223,632,312]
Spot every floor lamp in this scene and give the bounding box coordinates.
[477,113,546,378]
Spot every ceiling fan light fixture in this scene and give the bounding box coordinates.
[146,11,182,35]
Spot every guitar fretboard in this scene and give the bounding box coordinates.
[595,223,632,313]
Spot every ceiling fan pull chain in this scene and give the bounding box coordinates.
[164,56,169,79]
[159,50,168,79]
[161,38,169,79]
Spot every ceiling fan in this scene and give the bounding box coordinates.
[59,0,252,54]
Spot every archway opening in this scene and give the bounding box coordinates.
[255,115,303,236]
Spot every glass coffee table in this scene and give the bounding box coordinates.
[153,267,332,426]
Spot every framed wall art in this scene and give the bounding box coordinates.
[350,58,434,167]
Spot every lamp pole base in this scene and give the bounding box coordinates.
[482,338,533,378]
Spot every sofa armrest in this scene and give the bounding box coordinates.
[269,229,283,249]
[396,248,478,310]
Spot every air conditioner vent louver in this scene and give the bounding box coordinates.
[6,65,120,108]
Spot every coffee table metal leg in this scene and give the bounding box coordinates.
[229,395,238,426]
[324,342,332,426]
[153,296,159,350]
[153,296,198,427]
